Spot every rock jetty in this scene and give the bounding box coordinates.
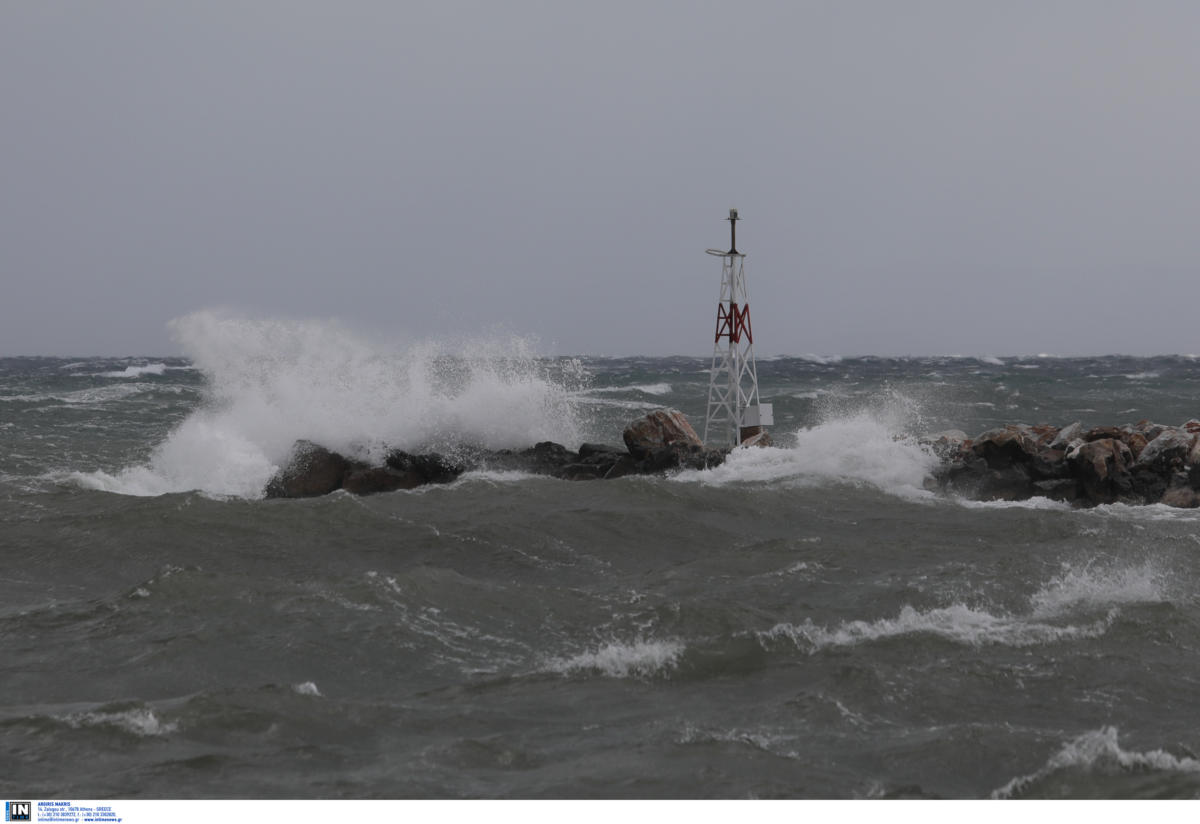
[265,409,729,499]
[265,405,1200,509]
[928,419,1200,507]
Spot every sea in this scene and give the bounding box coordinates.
[3,312,1200,800]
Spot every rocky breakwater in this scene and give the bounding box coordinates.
[264,409,729,498]
[929,419,1200,507]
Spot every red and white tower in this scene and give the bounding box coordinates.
[704,208,773,447]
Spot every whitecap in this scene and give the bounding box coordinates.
[951,497,1072,512]
[99,363,169,378]
[65,707,176,737]
[676,413,937,500]
[1029,561,1168,618]
[546,639,684,678]
[762,603,1114,651]
[992,726,1200,798]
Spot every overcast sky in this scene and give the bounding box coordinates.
[3,1,1198,357]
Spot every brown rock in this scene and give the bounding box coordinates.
[1069,438,1134,505]
[1083,426,1123,443]
[1122,431,1149,460]
[971,426,1039,470]
[1162,486,1200,508]
[623,409,703,459]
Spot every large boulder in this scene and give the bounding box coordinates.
[265,441,351,498]
[623,409,703,460]
[342,465,426,495]
[1069,438,1135,505]
[971,425,1052,472]
[1134,429,1196,474]
[384,450,465,484]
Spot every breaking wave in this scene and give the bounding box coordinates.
[676,411,937,498]
[99,363,170,378]
[762,559,1169,654]
[545,639,684,679]
[64,706,176,737]
[761,604,1116,651]
[993,726,1200,798]
[73,311,590,498]
[1030,560,1169,618]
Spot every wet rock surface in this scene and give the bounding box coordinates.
[265,410,731,498]
[929,420,1200,508]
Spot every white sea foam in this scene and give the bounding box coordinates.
[992,726,1200,798]
[458,468,543,484]
[65,707,176,737]
[583,383,672,396]
[677,412,937,498]
[979,355,1005,366]
[292,681,322,697]
[952,496,1072,512]
[72,311,588,498]
[762,604,1114,651]
[1088,502,1200,523]
[6,384,147,407]
[1029,561,1168,618]
[546,639,684,678]
[99,363,169,378]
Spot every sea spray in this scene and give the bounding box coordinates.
[675,411,938,497]
[1029,560,1169,618]
[76,311,593,498]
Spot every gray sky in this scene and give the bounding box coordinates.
[3,1,1199,357]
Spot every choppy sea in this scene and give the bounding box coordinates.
[4,312,1200,799]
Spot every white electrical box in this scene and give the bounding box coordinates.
[742,403,774,427]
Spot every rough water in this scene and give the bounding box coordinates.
[4,314,1200,799]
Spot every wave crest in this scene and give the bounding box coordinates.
[75,311,590,498]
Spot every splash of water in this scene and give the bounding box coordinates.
[992,726,1200,798]
[1029,560,1169,618]
[677,410,938,498]
[76,311,591,498]
[546,639,685,679]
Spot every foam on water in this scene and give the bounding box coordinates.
[582,383,672,396]
[992,726,1200,798]
[1030,560,1169,618]
[546,639,684,679]
[72,311,589,498]
[952,496,1073,512]
[762,603,1116,652]
[677,411,937,498]
[64,707,176,737]
[98,363,169,378]
[763,559,1171,654]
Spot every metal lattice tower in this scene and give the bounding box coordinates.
[704,209,773,447]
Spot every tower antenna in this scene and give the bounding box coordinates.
[704,208,773,447]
